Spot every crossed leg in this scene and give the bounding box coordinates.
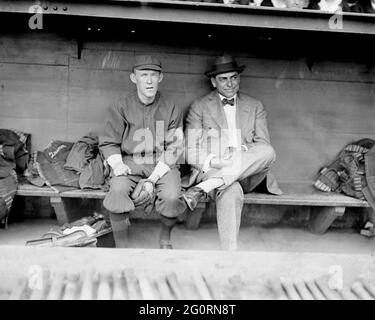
[197,144,276,250]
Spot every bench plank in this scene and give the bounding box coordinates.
[243,192,369,207]
[15,181,370,233]
[16,181,369,207]
[16,183,107,199]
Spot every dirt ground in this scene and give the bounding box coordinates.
[1,217,374,254]
[1,218,375,300]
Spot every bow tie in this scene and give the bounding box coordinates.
[221,98,235,106]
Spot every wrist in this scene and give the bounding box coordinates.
[144,179,155,186]
[148,161,170,183]
[147,174,159,184]
[107,154,123,169]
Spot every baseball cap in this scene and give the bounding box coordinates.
[133,55,162,72]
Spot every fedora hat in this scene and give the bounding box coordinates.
[205,55,245,77]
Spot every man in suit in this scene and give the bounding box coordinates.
[183,55,281,251]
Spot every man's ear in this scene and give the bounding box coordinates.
[130,72,137,84]
[158,72,164,83]
[210,77,217,88]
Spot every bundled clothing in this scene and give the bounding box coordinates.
[27,134,109,192]
[0,129,31,224]
[314,138,375,210]
[32,140,79,192]
[64,133,109,191]
[0,129,30,178]
[0,172,18,225]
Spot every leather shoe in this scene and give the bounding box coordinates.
[182,186,207,211]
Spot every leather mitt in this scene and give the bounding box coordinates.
[131,179,154,207]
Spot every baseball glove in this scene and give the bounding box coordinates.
[131,179,155,208]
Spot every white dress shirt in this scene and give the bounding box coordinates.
[219,93,240,150]
[202,93,241,172]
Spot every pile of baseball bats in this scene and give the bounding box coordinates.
[8,268,215,300]
[9,268,375,300]
[268,274,375,300]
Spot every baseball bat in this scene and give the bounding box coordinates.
[155,275,174,300]
[267,278,288,300]
[351,281,373,300]
[166,272,185,300]
[62,273,77,300]
[79,269,94,300]
[96,272,111,300]
[305,279,326,300]
[202,276,221,300]
[314,275,341,300]
[358,276,375,298]
[123,268,141,300]
[294,281,314,300]
[280,277,301,300]
[192,270,212,300]
[46,272,65,300]
[9,277,27,300]
[138,273,156,300]
[338,287,358,300]
[112,270,126,300]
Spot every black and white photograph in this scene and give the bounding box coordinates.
[0,0,374,310]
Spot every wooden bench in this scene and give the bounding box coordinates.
[191,182,372,234]
[15,182,108,226]
[13,181,371,235]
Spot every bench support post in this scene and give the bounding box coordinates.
[0,216,8,229]
[309,206,345,234]
[185,202,207,230]
[363,207,375,224]
[50,197,69,225]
